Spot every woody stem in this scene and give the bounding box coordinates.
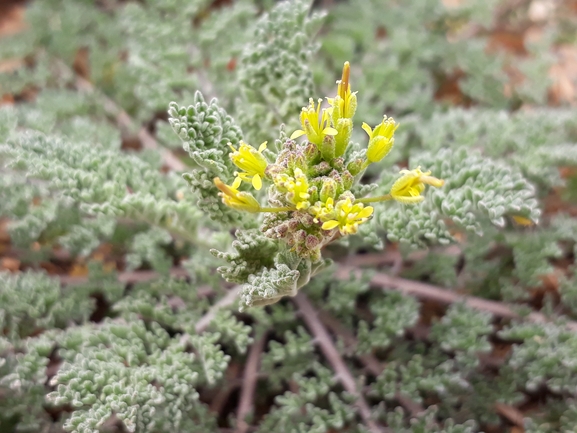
[355,194,393,204]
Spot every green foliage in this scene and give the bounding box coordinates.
[112,277,209,331]
[0,271,92,341]
[430,303,493,368]
[500,321,577,395]
[385,407,477,433]
[47,319,218,433]
[261,326,316,390]
[379,148,541,248]
[2,0,577,431]
[1,334,55,432]
[357,291,420,353]
[236,0,324,144]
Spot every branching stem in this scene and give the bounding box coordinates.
[356,194,393,204]
[294,292,386,433]
[237,332,267,433]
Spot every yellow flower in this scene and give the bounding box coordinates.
[320,197,373,235]
[311,197,336,223]
[214,177,261,213]
[327,61,358,157]
[362,116,398,163]
[228,141,268,190]
[390,167,444,204]
[290,98,337,146]
[327,61,357,121]
[274,168,311,210]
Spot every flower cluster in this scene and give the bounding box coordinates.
[215,62,444,260]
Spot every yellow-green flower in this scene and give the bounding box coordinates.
[311,197,336,223]
[390,167,444,204]
[274,168,311,210]
[290,98,337,146]
[327,61,357,121]
[327,62,357,157]
[229,141,268,190]
[362,116,398,163]
[320,197,373,235]
[214,177,261,213]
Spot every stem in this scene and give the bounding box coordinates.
[294,292,386,433]
[236,332,267,433]
[259,206,294,213]
[356,194,393,204]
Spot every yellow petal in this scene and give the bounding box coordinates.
[393,195,425,204]
[258,141,268,152]
[252,174,262,190]
[290,130,306,140]
[357,206,374,219]
[323,127,338,136]
[232,177,242,189]
[361,122,373,137]
[420,175,445,188]
[322,220,340,230]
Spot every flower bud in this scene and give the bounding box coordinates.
[334,118,352,157]
[309,161,332,177]
[340,170,354,192]
[362,117,398,164]
[390,167,444,204]
[304,141,321,164]
[320,133,336,162]
[331,157,345,172]
[214,178,261,213]
[320,178,337,202]
[367,136,394,164]
[347,158,365,176]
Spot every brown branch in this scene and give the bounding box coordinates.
[342,245,461,269]
[318,311,383,376]
[61,262,577,333]
[59,267,243,336]
[236,333,267,433]
[293,292,387,433]
[342,250,400,267]
[59,264,238,334]
[59,267,217,297]
[59,267,188,286]
[195,286,241,334]
[335,266,577,331]
[318,310,425,417]
[57,59,186,172]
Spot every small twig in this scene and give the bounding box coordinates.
[236,333,267,433]
[293,292,386,433]
[57,59,186,172]
[318,311,383,376]
[59,266,239,334]
[210,380,240,415]
[318,311,425,417]
[494,402,525,427]
[343,250,400,267]
[195,286,241,334]
[343,245,461,269]
[336,266,577,331]
[59,267,189,286]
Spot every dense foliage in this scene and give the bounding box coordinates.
[1,0,577,432]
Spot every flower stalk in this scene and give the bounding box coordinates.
[214,62,444,259]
